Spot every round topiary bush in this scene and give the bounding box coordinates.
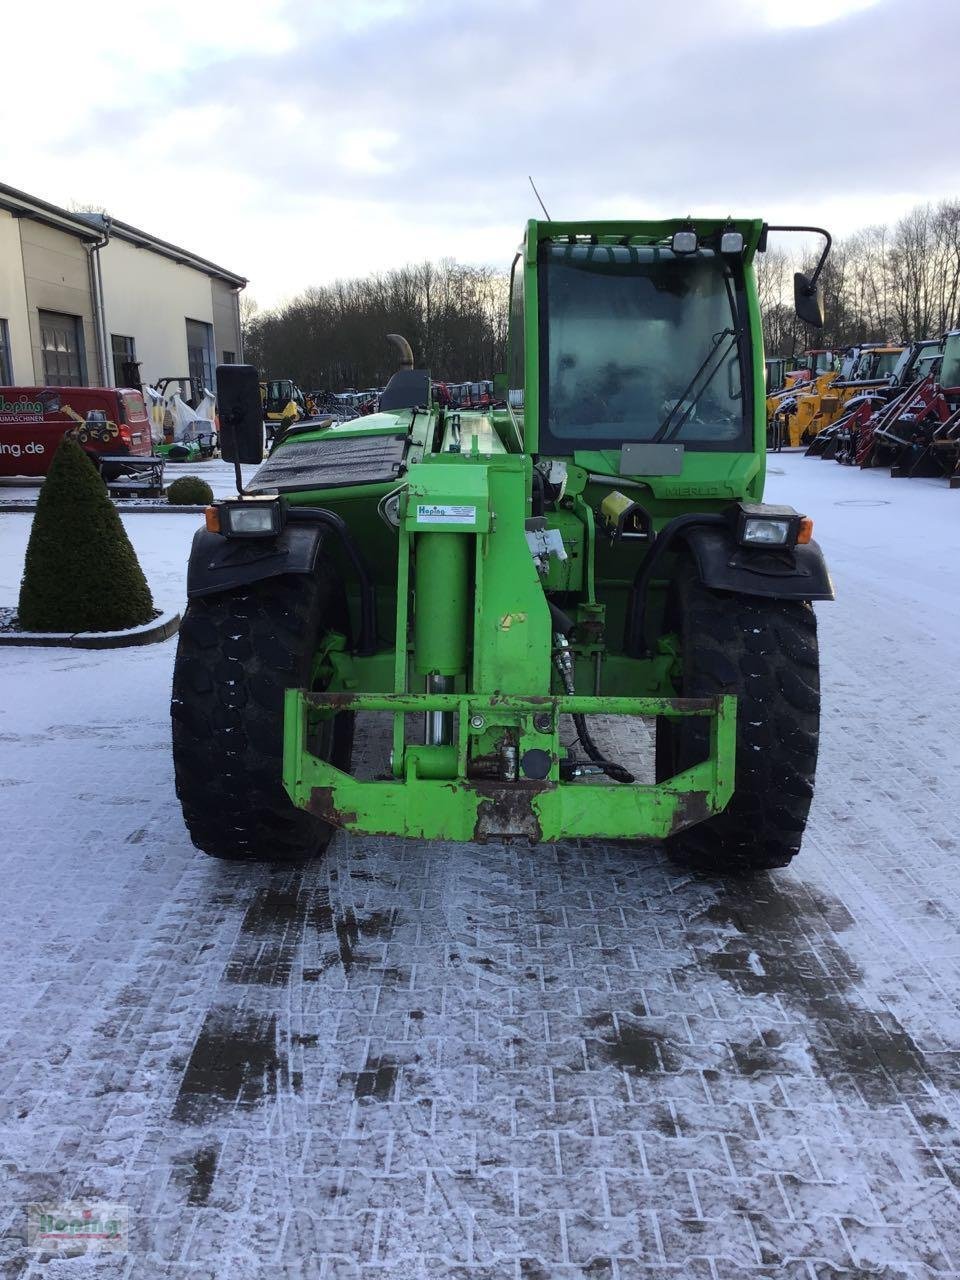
[167,475,214,505]
[18,438,154,633]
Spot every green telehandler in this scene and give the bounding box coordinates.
[171,217,833,874]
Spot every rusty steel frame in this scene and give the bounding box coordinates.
[283,689,737,843]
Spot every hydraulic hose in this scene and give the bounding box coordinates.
[552,630,634,785]
[286,506,378,656]
[572,712,634,784]
[547,600,575,637]
[532,467,546,516]
[623,512,727,658]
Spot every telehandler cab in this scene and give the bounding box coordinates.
[171,218,833,874]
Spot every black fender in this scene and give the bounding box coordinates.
[186,524,330,599]
[678,526,835,601]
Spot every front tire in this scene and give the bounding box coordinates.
[171,568,354,861]
[656,564,820,873]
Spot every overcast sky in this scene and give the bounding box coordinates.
[3,0,957,307]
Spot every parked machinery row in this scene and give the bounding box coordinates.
[803,331,960,486]
[766,344,922,450]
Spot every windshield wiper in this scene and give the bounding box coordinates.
[651,327,737,443]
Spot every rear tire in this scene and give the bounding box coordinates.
[656,563,820,874]
[171,568,354,861]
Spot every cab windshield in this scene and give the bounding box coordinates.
[874,351,900,378]
[539,244,750,452]
[264,380,294,412]
[890,347,913,384]
[915,349,942,382]
[941,335,960,389]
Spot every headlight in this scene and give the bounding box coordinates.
[720,231,744,254]
[671,230,698,255]
[742,517,791,545]
[731,502,812,549]
[206,498,284,537]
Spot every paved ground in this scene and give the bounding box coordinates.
[1,454,960,1278]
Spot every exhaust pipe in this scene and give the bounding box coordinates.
[386,333,414,369]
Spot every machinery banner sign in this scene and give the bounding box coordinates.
[0,393,48,422]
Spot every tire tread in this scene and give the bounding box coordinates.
[171,570,352,861]
[660,566,821,874]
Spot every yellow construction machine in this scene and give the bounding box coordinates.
[261,378,309,439]
[765,349,837,425]
[774,344,906,447]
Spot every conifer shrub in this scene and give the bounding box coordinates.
[17,439,154,632]
[166,475,214,505]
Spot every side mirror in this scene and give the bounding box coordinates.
[216,363,264,463]
[794,272,824,328]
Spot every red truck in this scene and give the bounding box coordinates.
[0,386,154,479]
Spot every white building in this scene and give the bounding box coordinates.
[0,183,246,391]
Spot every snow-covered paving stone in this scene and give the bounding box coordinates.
[1,453,959,1278]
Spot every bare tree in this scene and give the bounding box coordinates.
[247,260,509,390]
[760,198,960,356]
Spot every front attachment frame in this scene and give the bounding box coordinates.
[283,690,737,843]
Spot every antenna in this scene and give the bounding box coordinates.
[528,176,551,220]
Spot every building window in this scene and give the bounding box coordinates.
[111,334,137,387]
[222,350,236,364]
[0,319,11,384]
[186,318,215,392]
[39,311,86,386]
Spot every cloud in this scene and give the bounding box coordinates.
[3,0,957,304]
[747,0,883,27]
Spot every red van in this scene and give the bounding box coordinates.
[0,386,154,479]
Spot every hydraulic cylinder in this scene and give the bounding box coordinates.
[413,531,470,748]
[413,532,470,677]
